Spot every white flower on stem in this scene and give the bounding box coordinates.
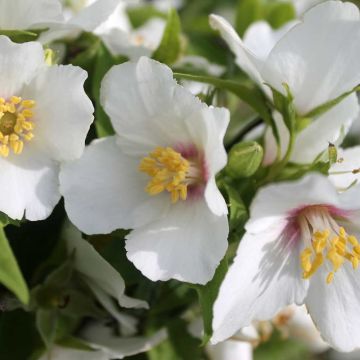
[0,0,64,30]
[0,36,93,221]
[212,173,360,352]
[210,1,360,164]
[60,56,229,285]
[40,0,166,60]
[329,147,360,191]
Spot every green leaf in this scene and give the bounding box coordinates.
[0,29,39,43]
[224,185,248,238]
[92,43,126,137]
[193,258,228,344]
[304,85,360,119]
[36,309,58,349]
[235,0,264,36]
[174,73,271,123]
[227,141,264,179]
[127,5,166,28]
[266,2,296,29]
[0,227,29,304]
[153,9,182,65]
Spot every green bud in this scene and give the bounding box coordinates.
[226,141,263,179]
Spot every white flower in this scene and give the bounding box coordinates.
[0,36,93,220]
[212,173,360,352]
[37,323,167,360]
[210,1,360,164]
[0,0,63,30]
[60,56,229,285]
[40,0,166,60]
[329,147,360,191]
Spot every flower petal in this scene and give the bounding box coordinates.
[246,174,340,233]
[81,323,167,359]
[243,20,298,62]
[60,137,169,234]
[0,0,63,30]
[329,146,360,190]
[212,223,308,344]
[0,145,60,221]
[126,199,229,284]
[65,225,147,309]
[0,36,44,99]
[263,1,360,114]
[22,64,94,162]
[291,94,359,164]
[100,57,205,157]
[68,0,120,31]
[305,263,360,351]
[209,15,266,92]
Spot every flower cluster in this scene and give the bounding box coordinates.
[1,0,360,359]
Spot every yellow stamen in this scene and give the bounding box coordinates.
[300,227,360,285]
[139,146,191,204]
[0,96,36,157]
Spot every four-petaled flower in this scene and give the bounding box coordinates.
[60,56,230,285]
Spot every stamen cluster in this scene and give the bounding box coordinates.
[0,96,35,157]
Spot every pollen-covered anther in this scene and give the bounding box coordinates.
[300,226,360,285]
[0,96,35,157]
[139,146,201,203]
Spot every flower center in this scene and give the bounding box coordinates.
[297,206,360,284]
[139,146,203,203]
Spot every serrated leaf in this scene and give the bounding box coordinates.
[153,9,182,65]
[0,227,29,304]
[36,309,58,349]
[193,258,228,344]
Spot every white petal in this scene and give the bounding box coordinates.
[329,146,360,190]
[212,223,308,343]
[209,15,266,92]
[292,0,325,16]
[81,322,167,359]
[243,20,298,62]
[206,340,253,360]
[0,145,60,221]
[68,0,120,32]
[306,263,360,352]
[263,1,360,114]
[126,199,229,284]
[287,305,329,353]
[100,57,204,157]
[65,226,147,309]
[0,37,44,99]
[0,0,63,30]
[60,137,169,234]
[22,64,93,162]
[291,95,359,164]
[247,174,340,233]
